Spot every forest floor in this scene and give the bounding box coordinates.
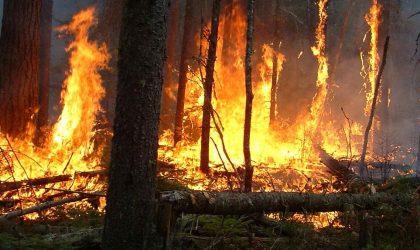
[0,177,418,250]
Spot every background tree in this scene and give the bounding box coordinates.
[244,0,255,192]
[174,0,195,145]
[0,0,42,138]
[200,0,222,174]
[269,0,280,127]
[102,0,169,249]
[97,0,126,126]
[36,0,53,144]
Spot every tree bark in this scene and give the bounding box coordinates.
[174,0,195,145]
[159,190,415,214]
[359,36,389,179]
[200,0,221,174]
[244,0,255,192]
[0,0,42,138]
[35,0,53,144]
[102,1,169,249]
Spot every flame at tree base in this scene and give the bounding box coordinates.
[0,6,109,218]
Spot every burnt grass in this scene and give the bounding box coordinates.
[0,177,418,250]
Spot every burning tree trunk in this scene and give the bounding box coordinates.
[102,1,169,249]
[200,0,221,174]
[159,190,415,214]
[35,0,53,144]
[174,0,195,146]
[359,36,389,179]
[243,0,255,192]
[0,0,42,138]
[269,1,280,127]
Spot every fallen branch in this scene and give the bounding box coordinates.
[0,195,87,220]
[0,175,72,192]
[0,169,108,193]
[159,190,416,215]
[317,147,366,192]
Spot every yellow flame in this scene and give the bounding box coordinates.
[306,0,329,139]
[0,6,109,214]
[158,0,343,193]
[364,0,382,114]
[51,7,110,155]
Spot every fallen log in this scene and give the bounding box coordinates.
[0,195,87,220]
[159,190,416,215]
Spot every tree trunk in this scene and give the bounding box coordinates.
[269,1,280,127]
[0,0,42,138]
[174,0,195,145]
[102,1,169,249]
[200,0,221,174]
[97,0,126,127]
[244,0,255,192]
[269,55,278,126]
[359,37,389,179]
[159,190,415,214]
[160,0,183,133]
[35,0,53,144]
[330,0,355,82]
[377,0,391,157]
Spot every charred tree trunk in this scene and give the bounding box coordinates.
[244,0,255,193]
[359,37,389,179]
[159,190,415,214]
[35,0,53,144]
[174,0,195,145]
[0,0,42,138]
[200,0,221,174]
[102,1,169,249]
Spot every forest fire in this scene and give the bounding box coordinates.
[0,6,107,218]
[0,0,418,248]
[158,0,352,194]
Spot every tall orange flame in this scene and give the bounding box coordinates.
[0,6,109,181]
[306,0,329,140]
[51,7,110,155]
[364,0,382,114]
